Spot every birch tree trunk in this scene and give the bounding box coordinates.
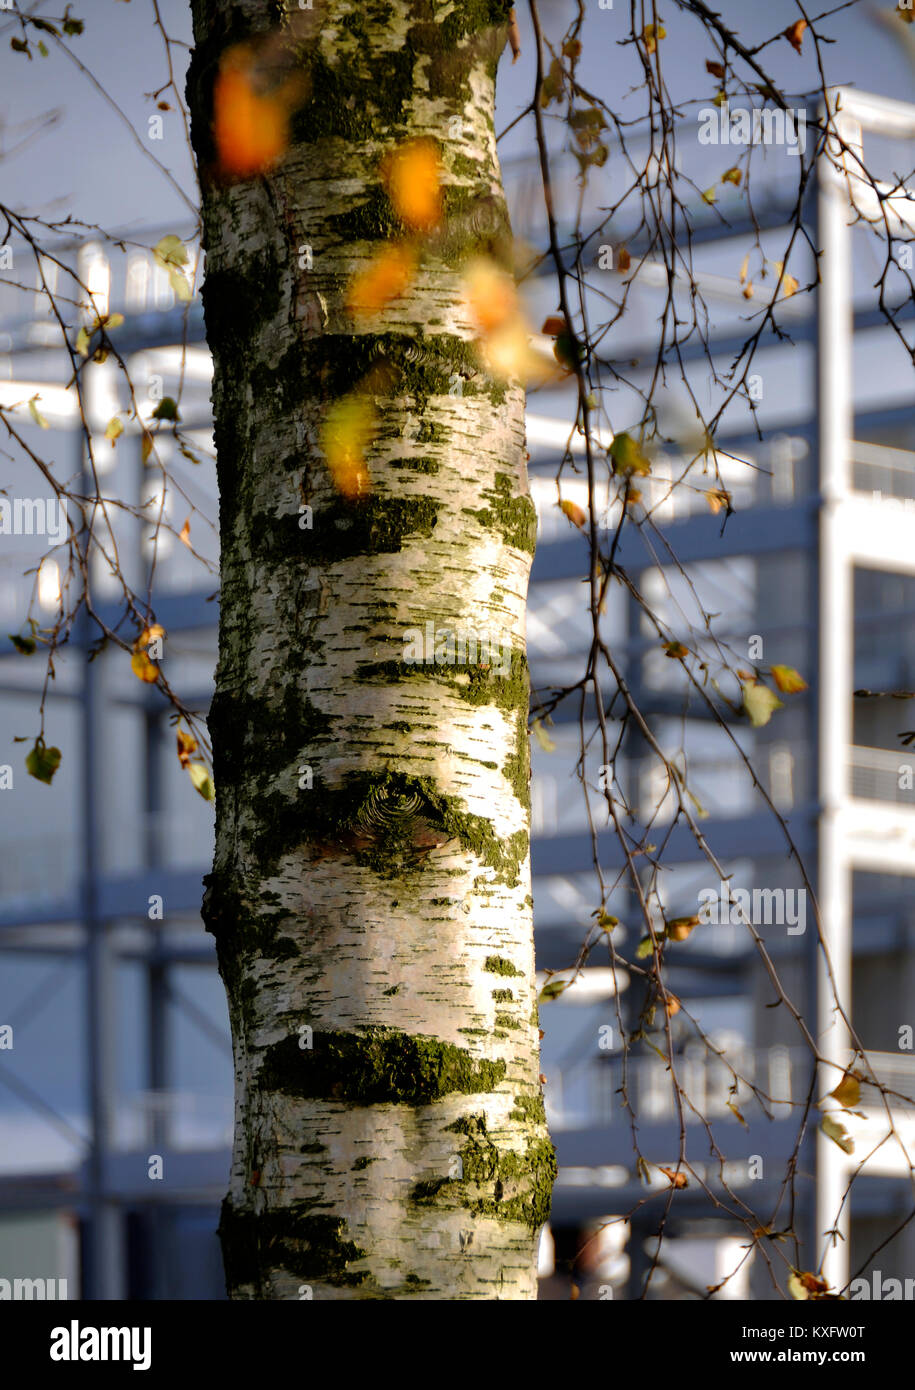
[187,0,553,1299]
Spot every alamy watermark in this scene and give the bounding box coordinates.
[848,1270,915,1300]
[0,1276,68,1299]
[698,103,807,155]
[403,621,511,677]
[699,880,807,935]
[0,496,68,547]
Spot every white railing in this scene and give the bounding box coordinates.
[850,441,915,502]
[850,744,915,806]
[854,1051,915,1112]
[547,1044,799,1132]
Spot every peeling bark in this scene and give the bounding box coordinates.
[188,0,553,1299]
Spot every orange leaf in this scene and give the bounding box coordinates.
[666,916,699,942]
[541,316,566,338]
[463,258,519,335]
[381,139,442,232]
[771,664,808,693]
[784,19,807,54]
[346,244,417,320]
[508,7,521,61]
[212,46,291,178]
[176,728,197,767]
[179,517,192,547]
[658,1165,688,1188]
[704,487,731,515]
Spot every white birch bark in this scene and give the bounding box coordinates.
[188,0,553,1299]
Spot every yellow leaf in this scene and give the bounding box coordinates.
[168,266,193,303]
[539,978,569,1002]
[642,22,666,54]
[141,432,153,464]
[381,139,442,231]
[346,244,417,320]
[152,235,187,269]
[105,417,124,444]
[738,252,750,284]
[320,395,376,498]
[532,718,556,752]
[609,431,650,476]
[636,936,654,959]
[559,498,587,529]
[727,1099,748,1126]
[187,761,215,801]
[721,166,742,186]
[136,623,165,648]
[28,396,49,429]
[742,282,754,299]
[771,664,808,694]
[821,1113,855,1155]
[829,1071,861,1109]
[742,681,783,728]
[701,186,717,205]
[75,326,90,356]
[790,1268,830,1298]
[131,650,159,683]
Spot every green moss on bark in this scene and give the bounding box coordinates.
[410,1112,555,1232]
[259,1025,507,1105]
[484,956,522,977]
[464,473,537,555]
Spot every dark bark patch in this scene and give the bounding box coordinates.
[259,1025,507,1105]
[219,1198,367,1292]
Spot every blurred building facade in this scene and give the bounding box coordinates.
[1,93,914,1299]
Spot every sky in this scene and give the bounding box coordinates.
[0,0,912,232]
